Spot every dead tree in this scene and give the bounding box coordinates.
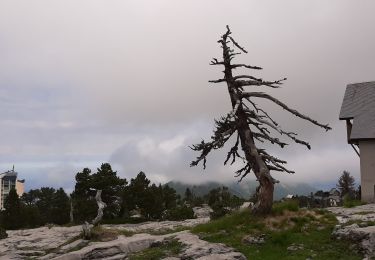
[190,26,331,215]
[92,190,106,226]
[69,198,74,223]
[82,190,107,239]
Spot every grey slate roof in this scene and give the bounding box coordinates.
[339,81,375,140]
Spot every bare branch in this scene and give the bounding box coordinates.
[228,36,248,53]
[242,92,332,131]
[234,163,252,182]
[233,75,263,81]
[253,114,312,149]
[210,58,225,66]
[209,78,226,83]
[253,132,288,148]
[190,114,237,169]
[224,134,241,165]
[247,99,279,126]
[231,64,263,70]
[229,99,241,118]
[267,165,283,171]
[259,150,295,174]
[235,77,287,89]
[236,80,279,88]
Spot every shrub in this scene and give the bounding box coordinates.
[163,206,195,221]
[210,204,231,220]
[343,195,365,208]
[272,199,299,215]
[0,227,7,240]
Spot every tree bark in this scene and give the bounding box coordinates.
[92,190,106,226]
[220,29,274,215]
[236,109,274,215]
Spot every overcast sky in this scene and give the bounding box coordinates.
[1,1,374,192]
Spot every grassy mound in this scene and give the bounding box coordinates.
[192,203,362,260]
[128,238,183,260]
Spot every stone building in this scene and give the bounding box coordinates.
[0,167,25,209]
[339,81,375,203]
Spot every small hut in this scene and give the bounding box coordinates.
[339,81,375,203]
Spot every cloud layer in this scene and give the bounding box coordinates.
[0,0,372,191]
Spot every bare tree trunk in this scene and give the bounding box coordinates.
[221,35,274,215]
[69,198,74,223]
[236,110,274,214]
[92,190,106,226]
[82,190,107,239]
[253,177,274,215]
[82,221,91,239]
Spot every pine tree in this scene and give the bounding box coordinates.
[72,164,127,222]
[125,171,151,218]
[143,184,164,219]
[163,184,177,210]
[91,163,127,218]
[2,189,24,229]
[190,26,331,215]
[184,188,194,205]
[337,171,356,198]
[71,168,97,223]
[50,188,70,225]
[36,187,56,224]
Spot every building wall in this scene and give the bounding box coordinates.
[0,171,25,210]
[16,180,24,197]
[359,140,375,203]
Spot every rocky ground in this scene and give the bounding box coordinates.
[328,204,375,259]
[0,206,245,259]
[1,204,374,259]
[102,217,210,234]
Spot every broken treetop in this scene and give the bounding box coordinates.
[339,81,375,141]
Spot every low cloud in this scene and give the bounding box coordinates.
[0,0,370,191]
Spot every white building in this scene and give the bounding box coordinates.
[339,81,375,203]
[0,168,25,209]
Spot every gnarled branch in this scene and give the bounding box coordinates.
[242,92,332,131]
[190,114,237,169]
[230,64,263,70]
[235,77,287,88]
[228,36,248,53]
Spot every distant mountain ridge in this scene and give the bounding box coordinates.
[165,180,317,201]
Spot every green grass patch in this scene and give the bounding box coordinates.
[343,219,375,227]
[147,226,191,235]
[192,209,265,235]
[128,238,183,260]
[272,200,299,215]
[343,198,366,208]
[87,226,120,242]
[192,208,362,260]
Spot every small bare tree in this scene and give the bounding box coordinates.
[82,190,107,239]
[190,26,331,215]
